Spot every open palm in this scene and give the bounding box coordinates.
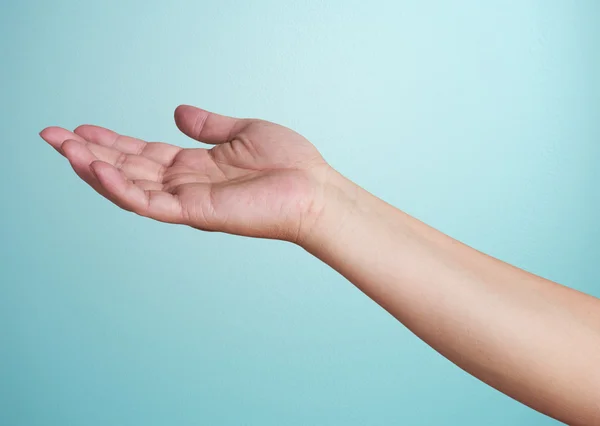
[40,105,331,242]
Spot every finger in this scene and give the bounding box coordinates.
[174,104,246,145]
[81,142,166,182]
[39,127,87,153]
[74,125,145,153]
[90,160,184,224]
[61,139,106,196]
[134,142,182,166]
[132,180,164,191]
[74,124,183,166]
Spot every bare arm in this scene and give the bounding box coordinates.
[40,105,600,424]
[302,169,600,425]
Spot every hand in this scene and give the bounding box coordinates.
[40,105,333,242]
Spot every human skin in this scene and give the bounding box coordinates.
[40,105,600,424]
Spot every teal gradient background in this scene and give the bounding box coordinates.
[1,1,598,424]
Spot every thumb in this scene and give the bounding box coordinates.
[174,104,245,144]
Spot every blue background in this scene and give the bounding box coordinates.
[1,1,598,424]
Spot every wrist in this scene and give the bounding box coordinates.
[295,166,362,251]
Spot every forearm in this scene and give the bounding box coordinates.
[303,169,600,425]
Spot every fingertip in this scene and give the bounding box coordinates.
[39,125,61,136]
[174,104,193,115]
[39,127,88,155]
[174,104,196,126]
[174,104,184,120]
[61,138,82,156]
[90,160,123,189]
[73,124,95,136]
[73,125,94,141]
[39,126,64,149]
[90,160,146,213]
[73,124,85,135]
[89,159,101,169]
[90,159,113,176]
[89,160,106,184]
